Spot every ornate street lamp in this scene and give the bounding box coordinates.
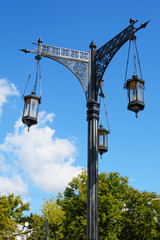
[126,74,145,117]
[20,18,149,240]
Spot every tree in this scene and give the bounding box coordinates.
[28,170,160,239]
[56,170,87,240]
[119,190,160,239]
[41,197,65,239]
[0,193,30,239]
[27,212,64,240]
[26,214,46,240]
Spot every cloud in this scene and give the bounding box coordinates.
[0,154,11,173]
[0,174,28,197]
[38,111,55,125]
[0,112,82,193]
[0,78,19,118]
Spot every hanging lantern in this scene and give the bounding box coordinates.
[98,124,109,157]
[22,55,42,130]
[126,74,145,117]
[22,91,41,130]
[124,28,145,118]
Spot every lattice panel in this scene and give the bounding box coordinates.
[41,44,89,63]
[96,25,132,81]
[43,55,88,96]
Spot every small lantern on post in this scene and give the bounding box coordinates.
[98,124,109,157]
[22,91,41,131]
[126,74,145,117]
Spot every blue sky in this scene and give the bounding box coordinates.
[0,0,159,214]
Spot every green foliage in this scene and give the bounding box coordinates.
[42,197,65,239]
[26,214,46,240]
[0,193,30,239]
[119,190,160,239]
[56,170,87,240]
[27,213,62,240]
[28,170,160,239]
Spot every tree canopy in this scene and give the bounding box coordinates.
[0,193,30,239]
[28,170,160,239]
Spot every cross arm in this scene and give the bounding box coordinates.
[20,40,89,98]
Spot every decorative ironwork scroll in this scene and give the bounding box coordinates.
[43,55,88,95]
[95,19,149,82]
[96,25,133,81]
[41,44,89,62]
[21,43,89,97]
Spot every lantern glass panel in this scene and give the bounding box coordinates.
[99,134,104,147]
[23,98,30,117]
[29,98,39,118]
[129,81,136,102]
[137,81,144,102]
[105,134,108,148]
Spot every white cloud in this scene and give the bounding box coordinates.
[0,112,82,193]
[38,111,55,125]
[0,154,11,173]
[0,174,28,196]
[0,78,19,117]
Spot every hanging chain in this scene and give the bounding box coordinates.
[124,36,143,88]
[39,59,42,98]
[33,59,39,93]
[133,39,138,76]
[135,39,143,79]
[124,40,131,88]
[99,79,111,133]
[99,94,102,116]
[22,56,42,98]
[103,97,111,133]
[22,59,36,99]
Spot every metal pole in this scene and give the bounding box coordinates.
[87,41,99,240]
[45,219,48,240]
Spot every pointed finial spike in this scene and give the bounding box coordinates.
[89,40,96,49]
[19,48,29,53]
[141,20,151,28]
[129,17,138,25]
[38,37,42,43]
[129,17,134,23]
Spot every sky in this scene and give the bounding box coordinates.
[0,0,159,214]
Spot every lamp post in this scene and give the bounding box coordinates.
[21,18,149,240]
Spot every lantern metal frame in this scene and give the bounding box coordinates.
[22,91,41,130]
[126,74,145,116]
[98,124,109,156]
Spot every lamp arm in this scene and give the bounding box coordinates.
[96,20,150,82]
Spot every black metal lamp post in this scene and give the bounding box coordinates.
[21,18,149,240]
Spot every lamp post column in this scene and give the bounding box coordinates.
[87,41,99,240]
